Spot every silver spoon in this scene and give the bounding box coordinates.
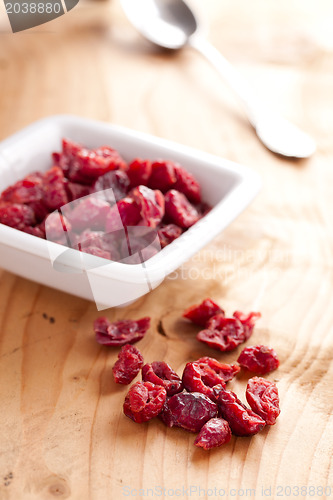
[120,0,316,159]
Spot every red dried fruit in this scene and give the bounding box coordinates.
[1,173,43,205]
[148,161,177,192]
[194,418,231,449]
[157,224,182,248]
[69,146,127,184]
[130,185,164,228]
[246,377,280,425]
[142,361,183,396]
[94,316,150,346]
[197,315,245,352]
[123,381,167,423]
[238,345,279,375]
[42,166,69,211]
[0,202,36,230]
[113,344,144,385]
[81,246,111,260]
[160,392,218,433]
[164,189,199,228]
[44,212,72,242]
[173,164,201,204]
[22,225,46,238]
[66,182,92,202]
[214,387,266,436]
[67,196,111,231]
[93,170,130,201]
[233,311,261,340]
[127,159,152,188]
[182,357,240,399]
[183,298,224,327]
[197,311,261,352]
[105,198,141,234]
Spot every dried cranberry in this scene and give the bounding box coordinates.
[183,298,224,327]
[113,344,144,385]
[238,345,279,375]
[197,315,245,352]
[69,146,127,184]
[66,182,92,202]
[118,226,160,263]
[127,159,152,188]
[182,357,240,399]
[194,418,231,449]
[157,224,182,248]
[22,225,46,238]
[130,185,164,228]
[93,170,130,201]
[142,361,183,396]
[66,196,111,231]
[81,246,111,260]
[233,311,261,340]
[246,377,280,425]
[214,387,265,436]
[160,392,218,433]
[44,212,72,243]
[173,164,201,204]
[164,189,199,228]
[42,166,69,211]
[148,161,177,192]
[94,316,150,346]
[0,202,36,230]
[1,173,43,205]
[123,381,167,423]
[105,198,141,234]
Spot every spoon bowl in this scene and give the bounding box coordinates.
[120,0,316,159]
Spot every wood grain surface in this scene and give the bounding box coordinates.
[0,1,332,499]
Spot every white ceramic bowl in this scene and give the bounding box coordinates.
[0,115,261,309]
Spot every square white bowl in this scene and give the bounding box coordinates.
[0,115,261,309]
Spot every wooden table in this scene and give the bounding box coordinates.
[0,1,332,498]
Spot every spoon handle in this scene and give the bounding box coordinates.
[189,36,260,126]
[189,35,316,158]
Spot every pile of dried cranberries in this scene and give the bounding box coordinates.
[94,299,280,450]
[0,138,210,263]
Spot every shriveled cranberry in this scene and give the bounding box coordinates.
[113,344,144,385]
[118,226,160,263]
[157,224,182,248]
[123,381,167,423]
[173,164,201,204]
[42,166,69,211]
[69,146,127,184]
[194,418,231,449]
[182,357,240,399]
[197,315,245,352]
[54,138,82,176]
[214,387,265,436]
[164,189,199,228]
[183,298,224,327]
[44,212,72,243]
[1,173,43,205]
[148,161,177,192]
[81,246,111,260]
[105,198,141,234]
[67,196,111,231]
[233,311,261,340]
[142,361,183,396]
[127,159,152,188]
[160,392,218,433]
[94,316,150,346]
[0,202,35,230]
[66,182,92,201]
[238,345,279,375]
[93,170,130,201]
[22,225,46,238]
[246,377,280,425]
[130,185,164,228]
